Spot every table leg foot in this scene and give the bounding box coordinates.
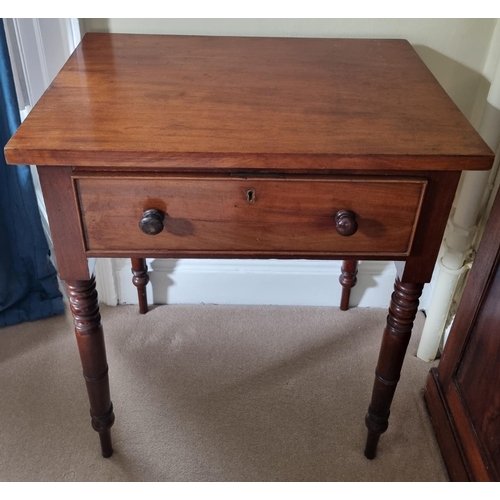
[131,258,149,314]
[363,278,423,458]
[364,430,381,459]
[66,277,115,458]
[339,260,358,311]
[98,429,114,458]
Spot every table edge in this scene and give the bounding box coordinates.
[4,148,495,171]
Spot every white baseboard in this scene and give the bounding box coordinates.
[107,258,414,309]
[95,258,118,306]
[96,257,436,309]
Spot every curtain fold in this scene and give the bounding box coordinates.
[0,20,64,327]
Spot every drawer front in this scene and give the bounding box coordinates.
[75,176,426,256]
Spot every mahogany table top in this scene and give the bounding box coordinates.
[5,33,493,171]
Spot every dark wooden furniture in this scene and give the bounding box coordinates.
[425,187,500,482]
[131,258,149,314]
[340,259,358,310]
[4,34,493,460]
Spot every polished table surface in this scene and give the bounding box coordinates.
[5,34,491,170]
[5,33,494,460]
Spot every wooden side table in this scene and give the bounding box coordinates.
[4,34,493,460]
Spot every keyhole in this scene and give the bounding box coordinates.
[246,189,255,203]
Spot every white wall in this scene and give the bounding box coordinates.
[83,18,498,308]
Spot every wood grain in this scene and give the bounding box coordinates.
[425,178,500,481]
[75,176,426,256]
[37,166,90,280]
[456,264,500,480]
[4,34,494,170]
[445,385,491,481]
[364,279,424,459]
[66,278,115,458]
[424,369,470,481]
[131,258,149,314]
[398,171,461,283]
[5,34,494,462]
[339,260,358,311]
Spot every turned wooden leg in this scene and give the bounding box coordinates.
[131,258,149,314]
[339,260,358,311]
[364,278,423,459]
[66,277,115,458]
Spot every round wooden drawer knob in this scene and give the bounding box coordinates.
[335,210,358,236]
[139,209,164,235]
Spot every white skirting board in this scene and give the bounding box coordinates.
[97,259,435,310]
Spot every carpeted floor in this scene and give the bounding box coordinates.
[0,304,447,481]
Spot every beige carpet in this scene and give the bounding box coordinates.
[0,304,447,481]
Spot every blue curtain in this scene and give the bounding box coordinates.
[0,21,64,327]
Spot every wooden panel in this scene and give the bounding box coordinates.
[445,384,491,481]
[424,369,469,481]
[455,263,500,481]
[5,34,493,170]
[75,176,426,256]
[438,205,500,389]
[37,166,89,280]
[426,174,500,482]
[399,171,461,283]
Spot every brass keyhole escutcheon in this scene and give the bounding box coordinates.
[246,188,256,203]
